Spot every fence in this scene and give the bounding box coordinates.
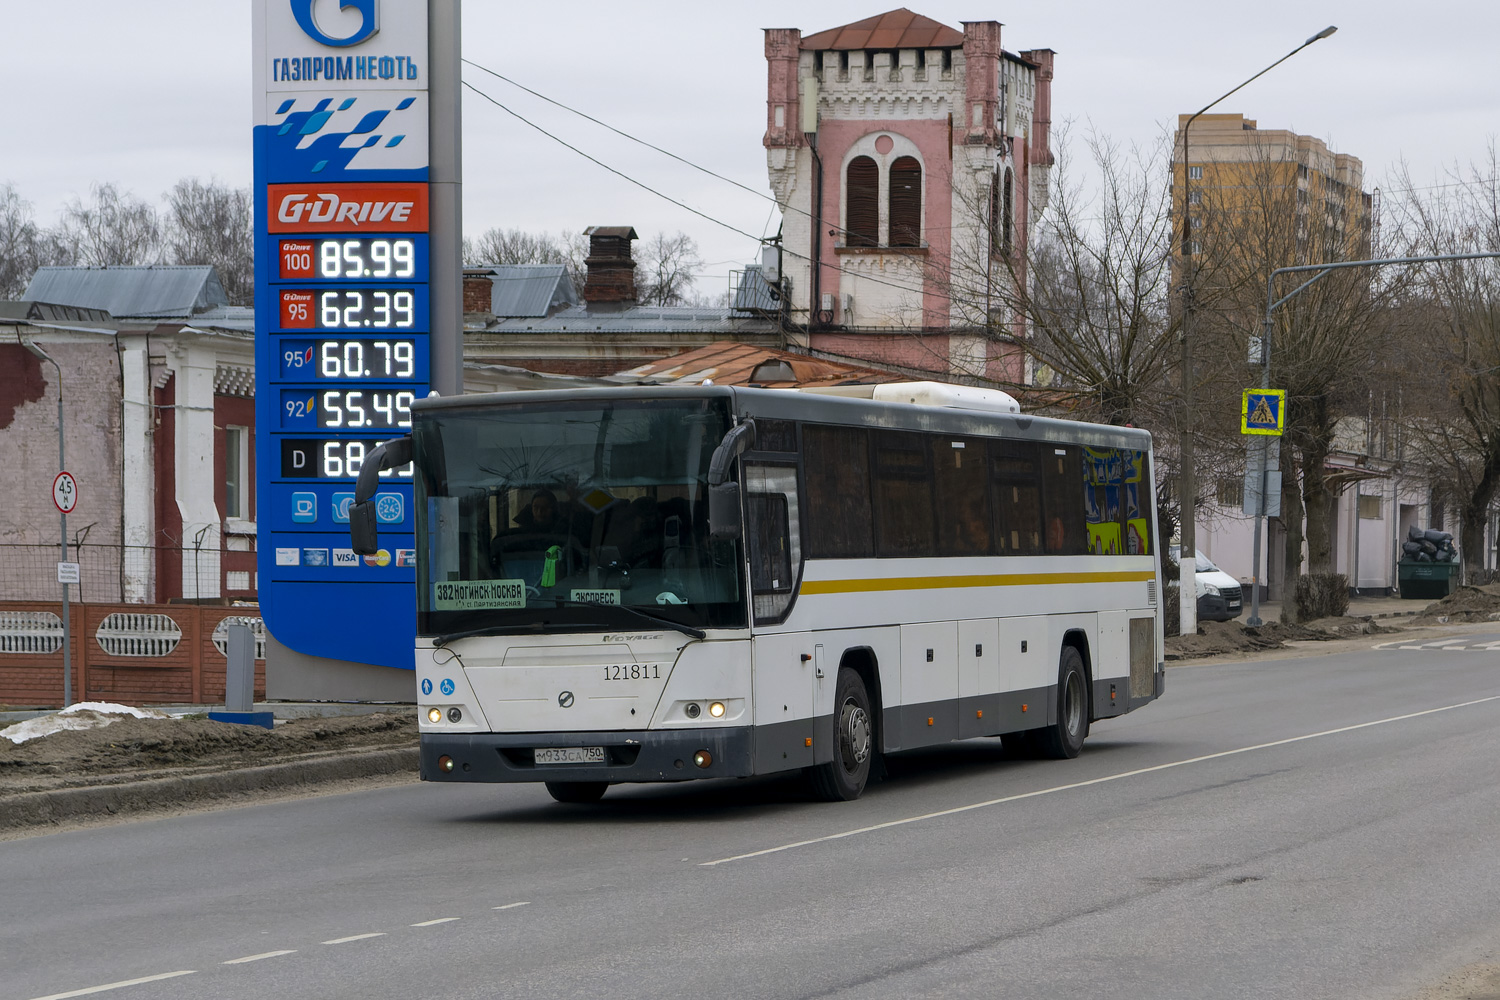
[0,540,257,605]
[0,601,266,709]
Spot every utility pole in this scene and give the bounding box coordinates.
[1176,25,1336,635]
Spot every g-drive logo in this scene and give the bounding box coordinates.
[292,0,379,48]
[267,183,429,233]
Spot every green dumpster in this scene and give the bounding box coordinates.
[1399,560,1459,599]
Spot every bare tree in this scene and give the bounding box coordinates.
[966,125,1184,430]
[635,231,702,307]
[0,184,77,298]
[164,178,253,305]
[55,183,161,267]
[1389,146,1500,579]
[1189,137,1390,618]
[463,227,571,267]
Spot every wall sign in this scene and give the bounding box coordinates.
[253,0,429,671]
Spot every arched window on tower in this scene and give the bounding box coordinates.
[889,156,922,247]
[846,156,879,248]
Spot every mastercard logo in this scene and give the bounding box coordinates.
[363,548,392,568]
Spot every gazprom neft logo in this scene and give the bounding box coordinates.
[275,0,420,83]
[292,0,379,48]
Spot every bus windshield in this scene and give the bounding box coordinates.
[414,396,745,635]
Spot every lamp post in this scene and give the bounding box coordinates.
[1176,25,1336,635]
[23,339,71,708]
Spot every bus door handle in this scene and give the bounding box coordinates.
[814,644,825,679]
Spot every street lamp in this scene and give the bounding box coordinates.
[1176,25,1336,635]
[22,339,71,708]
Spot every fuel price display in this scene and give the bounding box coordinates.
[280,288,419,330]
[280,339,421,380]
[281,388,415,430]
[279,237,420,280]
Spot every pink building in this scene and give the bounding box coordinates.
[764,8,1054,383]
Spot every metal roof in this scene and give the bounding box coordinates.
[731,266,780,313]
[478,303,777,336]
[801,8,965,50]
[23,265,228,319]
[477,264,579,318]
[617,341,901,388]
[0,301,114,323]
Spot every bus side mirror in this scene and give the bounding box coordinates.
[708,482,742,541]
[706,420,754,542]
[350,435,413,555]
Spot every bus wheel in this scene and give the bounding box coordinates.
[545,781,608,804]
[809,668,873,801]
[1037,646,1089,760]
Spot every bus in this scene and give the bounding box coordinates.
[349,381,1164,803]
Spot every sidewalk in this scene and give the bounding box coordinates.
[0,700,411,727]
[1241,593,1436,623]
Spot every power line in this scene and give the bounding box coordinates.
[461,78,934,300]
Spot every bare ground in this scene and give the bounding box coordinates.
[1165,615,1402,661]
[1412,584,1500,625]
[0,711,417,798]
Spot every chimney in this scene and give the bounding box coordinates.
[582,226,639,304]
[463,269,493,313]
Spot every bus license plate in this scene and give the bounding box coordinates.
[535,746,606,765]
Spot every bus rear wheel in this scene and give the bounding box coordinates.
[545,781,608,804]
[1036,645,1089,760]
[808,667,874,801]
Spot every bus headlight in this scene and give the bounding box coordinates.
[447,707,463,723]
[684,702,702,719]
[708,701,726,718]
[427,707,443,724]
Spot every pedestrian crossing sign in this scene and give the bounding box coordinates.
[1241,389,1285,436]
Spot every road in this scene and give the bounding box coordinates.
[4,644,1499,1000]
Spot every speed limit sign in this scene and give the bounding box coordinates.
[52,471,77,514]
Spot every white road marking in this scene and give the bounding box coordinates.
[410,917,460,927]
[27,971,195,1000]
[493,901,532,910]
[702,694,1500,867]
[1429,638,1473,647]
[322,932,387,945]
[222,950,296,965]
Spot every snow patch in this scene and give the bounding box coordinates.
[1,702,171,744]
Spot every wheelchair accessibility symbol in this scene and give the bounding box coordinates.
[440,678,455,697]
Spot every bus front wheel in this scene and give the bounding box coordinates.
[1036,645,1089,760]
[545,781,608,804]
[808,667,874,801]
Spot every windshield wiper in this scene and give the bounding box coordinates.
[432,621,609,647]
[545,598,707,640]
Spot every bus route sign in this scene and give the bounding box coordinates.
[1241,389,1285,436]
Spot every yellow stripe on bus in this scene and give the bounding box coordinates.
[800,570,1156,596]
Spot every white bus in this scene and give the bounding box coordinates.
[350,383,1164,802]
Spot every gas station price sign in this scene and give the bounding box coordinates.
[254,0,434,671]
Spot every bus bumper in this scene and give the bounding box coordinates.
[419,728,756,783]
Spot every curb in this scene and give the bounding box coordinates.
[0,746,418,834]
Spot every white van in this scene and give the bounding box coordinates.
[1170,547,1244,622]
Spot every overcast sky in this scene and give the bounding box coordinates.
[2,0,1495,293]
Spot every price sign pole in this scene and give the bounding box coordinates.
[52,471,77,707]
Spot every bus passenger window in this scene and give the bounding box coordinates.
[933,437,993,556]
[872,431,935,558]
[747,493,792,592]
[1042,446,1087,555]
[803,425,873,558]
[991,440,1043,555]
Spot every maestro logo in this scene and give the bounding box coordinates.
[292,0,379,48]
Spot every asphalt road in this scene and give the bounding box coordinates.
[5,644,1500,1000]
